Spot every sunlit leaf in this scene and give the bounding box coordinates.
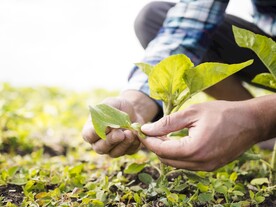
[167,193,179,203]
[89,104,132,139]
[7,166,19,178]
[135,62,153,76]
[233,25,276,77]
[148,54,193,103]
[252,73,276,89]
[124,163,146,174]
[230,172,238,182]
[184,60,253,95]
[133,193,142,204]
[255,195,266,204]
[197,183,209,193]
[24,180,35,191]
[250,177,269,186]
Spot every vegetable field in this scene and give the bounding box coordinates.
[0,82,275,207]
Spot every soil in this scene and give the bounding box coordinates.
[0,184,23,206]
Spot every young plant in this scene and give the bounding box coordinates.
[136,55,253,115]
[89,52,253,185]
[233,25,276,185]
[90,55,252,138]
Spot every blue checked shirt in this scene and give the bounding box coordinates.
[125,0,276,106]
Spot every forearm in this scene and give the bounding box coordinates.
[251,93,276,142]
[120,89,160,123]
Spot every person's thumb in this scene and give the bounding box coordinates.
[141,111,192,136]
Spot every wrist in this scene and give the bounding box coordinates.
[250,94,276,142]
[119,90,160,123]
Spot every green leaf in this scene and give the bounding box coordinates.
[232,190,244,197]
[198,192,213,203]
[91,200,105,207]
[230,203,242,207]
[167,193,179,203]
[133,193,142,205]
[7,166,19,178]
[233,25,276,78]
[249,190,255,200]
[69,164,84,175]
[148,54,193,103]
[252,73,276,89]
[135,62,154,76]
[124,163,146,174]
[255,195,266,204]
[215,185,228,195]
[197,183,209,193]
[184,60,253,95]
[250,177,269,186]
[230,172,238,182]
[173,183,188,192]
[24,180,35,191]
[89,104,132,139]
[138,173,153,185]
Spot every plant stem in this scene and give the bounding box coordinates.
[172,93,191,114]
[163,102,173,117]
[158,105,173,186]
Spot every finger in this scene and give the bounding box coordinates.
[109,130,139,158]
[159,157,207,171]
[105,129,126,146]
[92,129,126,154]
[82,117,101,144]
[141,106,197,136]
[141,136,197,160]
[92,131,125,155]
[125,139,141,155]
[159,157,219,172]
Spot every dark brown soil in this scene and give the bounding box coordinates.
[0,184,23,206]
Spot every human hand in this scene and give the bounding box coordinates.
[82,97,144,157]
[82,90,159,157]
[140,100,263,171]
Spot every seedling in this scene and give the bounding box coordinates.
[90,55,252,137]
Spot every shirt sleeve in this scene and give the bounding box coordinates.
[251,1,276,36]
[124,0,229,108]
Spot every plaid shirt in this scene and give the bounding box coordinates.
[125,0,276,105]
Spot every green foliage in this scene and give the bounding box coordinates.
[233,25,276,101]
[90,52,253,139]
[2,25,276,206]
[87,26,276,206]
[252,73,276,89]
[0,83,275,206]
[137,54,193,113]
[184,60,253,95]
[124,163,147,174]
[137,54,252,114]
[233,25,276,77]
